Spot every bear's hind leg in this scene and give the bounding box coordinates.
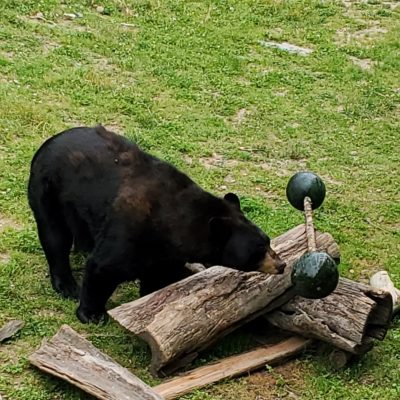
[37,215,79,299]
[30,193,79,299]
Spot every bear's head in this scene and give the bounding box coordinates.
[209,193,286,274]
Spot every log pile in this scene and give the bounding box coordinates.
[108,224,392,375]
[29,224,396,399]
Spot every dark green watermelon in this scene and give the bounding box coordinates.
[286,171,326,210]
[291,252,339,299]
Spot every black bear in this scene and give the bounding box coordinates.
[28,126,285,323]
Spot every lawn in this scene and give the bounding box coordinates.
[0,0,399,399]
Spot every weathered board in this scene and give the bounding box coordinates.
[29,325,164,400]
[153,336,310,399]
[0,320,24,342]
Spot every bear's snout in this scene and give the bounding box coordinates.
[257,248,286,274]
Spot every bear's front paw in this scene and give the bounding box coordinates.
[51,275,80,300]
[76,305,108,324]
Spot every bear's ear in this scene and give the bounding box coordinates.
[208,217,232,244]
[224,193,241,211]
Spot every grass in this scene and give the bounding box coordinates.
[0,0,399,398]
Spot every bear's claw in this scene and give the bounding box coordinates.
[76,306,108,325]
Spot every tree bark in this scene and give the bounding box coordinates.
[29,325,164,400]
[109,224,337,375]
[265,277,393,354]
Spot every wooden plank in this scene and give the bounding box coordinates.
[153,336,310,400]
[29,325,164,400]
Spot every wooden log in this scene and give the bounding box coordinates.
[0,320,24,342]
[370,270,400,315]
[29,325,164,400]
[109,224,337,375]
[152,336,311,400]
[328,349,354,370]
[265,278,393,355]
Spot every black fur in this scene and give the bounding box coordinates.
[28,126,285,323]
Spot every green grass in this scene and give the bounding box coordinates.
[0,0,399,398]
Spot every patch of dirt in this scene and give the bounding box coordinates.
[349,56,376,70]
[223,174,236,184]
[0,216,22,232]
[104,124,125,135]
[182,155,193,165]
[36,309,66,319]
[259,159,307,178]
[0,253,11,264]
[227,107,257,128]
[389,222,400,233]
[232,108,248,126]
[343,0,400,10]
[207,360,307,400]
[62,118,88,127]
[335,23,388,46]
[342,0,369,10]
[254,187,281,200]
[0,51,15,60]
[341,0,399,19]
[54,19,91,33]
[199,154,240,169]
[237,77,251,86]
[120,23,140,34]
[200,153,224,169]
[320,174,343,186]
[384,1,400,9]
[90,54,117,72]
[0,76,17,85]
[42,40,61,55]
[21,14,91,33]
[274,90,288,97]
